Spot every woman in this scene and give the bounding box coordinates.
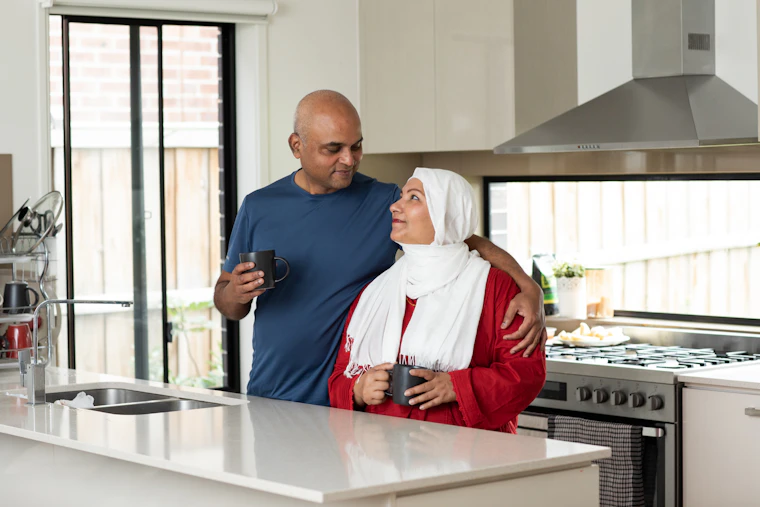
[329,167,545,433]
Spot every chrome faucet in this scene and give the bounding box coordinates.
[23,298,133,405]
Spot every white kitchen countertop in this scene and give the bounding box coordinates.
[0,368,609,503]
[679,362,760,391]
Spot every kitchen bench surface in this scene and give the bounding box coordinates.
[0,368,608,504]
[679,361,760,390]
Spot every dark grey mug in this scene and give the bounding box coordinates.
[385,364,430,406]
[3,281,39,314]
[239,251,290,290]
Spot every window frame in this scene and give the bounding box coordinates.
[56,14,241,391]
[483,173,760,328]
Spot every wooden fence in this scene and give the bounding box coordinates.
[61,147,222,383]
[489,180,760,319]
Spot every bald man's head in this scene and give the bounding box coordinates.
[288,90,364,194]
[292,90,360,143]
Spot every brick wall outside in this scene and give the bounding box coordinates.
[49,18,220,128]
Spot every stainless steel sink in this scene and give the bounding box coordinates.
[46,388,172,406]
[91,399,223,415]
[35,383,245,415]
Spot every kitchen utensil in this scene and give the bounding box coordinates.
[3,280,40,314]
[9,191,63,254]
[384,364,429,406]
[0,198,30,247]
[5,323,31,359]
[239,250,291,289]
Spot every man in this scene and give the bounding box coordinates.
[214,90,546,406]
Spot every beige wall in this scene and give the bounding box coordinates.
[0,155,12,224]
[359,153,420,189]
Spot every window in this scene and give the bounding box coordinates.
[49,15,239,390]
[486,177,760,323]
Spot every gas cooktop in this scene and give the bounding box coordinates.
[545,343,760,383]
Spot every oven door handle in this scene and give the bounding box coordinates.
[520,413,665,438]
[744,407,760,417]
[642,427,665,438]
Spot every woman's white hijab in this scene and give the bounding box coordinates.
[344,167,491,377]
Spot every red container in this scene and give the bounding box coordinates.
[6,323,31,359]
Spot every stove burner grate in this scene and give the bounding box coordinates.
[546,344,760,369]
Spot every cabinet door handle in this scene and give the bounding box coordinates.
[744,407,760,417]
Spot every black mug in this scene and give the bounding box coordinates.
[239,251,291,290]
[2,281,40,314]
[385,364,430,406]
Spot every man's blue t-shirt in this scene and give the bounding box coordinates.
[223,171,400,406]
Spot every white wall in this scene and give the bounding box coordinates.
[0,0,50,210]
[716,0,758,102]
[576,0,632,104]
[263,0,360,188]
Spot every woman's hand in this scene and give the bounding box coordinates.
[406,370,456,410]
[354,363,393,408]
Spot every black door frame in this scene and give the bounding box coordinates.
[58,15,240,391]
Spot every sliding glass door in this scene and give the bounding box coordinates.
[50,16,239,390]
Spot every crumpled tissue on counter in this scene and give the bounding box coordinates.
[54,392,95,409]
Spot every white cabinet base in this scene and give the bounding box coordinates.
[683,387,760,507]
[397,465,599,507]
[0,432,599,506]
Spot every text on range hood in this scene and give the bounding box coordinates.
[495,0,758,154]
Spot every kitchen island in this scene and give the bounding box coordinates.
[0,367,609,506]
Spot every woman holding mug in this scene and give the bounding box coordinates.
[329,168,546,433]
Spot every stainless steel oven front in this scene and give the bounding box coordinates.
[518,372,679,507]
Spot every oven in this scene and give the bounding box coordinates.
[517,372,679,507]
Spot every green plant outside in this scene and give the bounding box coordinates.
[148,299,224,389]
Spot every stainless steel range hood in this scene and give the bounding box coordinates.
[494,0,758,154]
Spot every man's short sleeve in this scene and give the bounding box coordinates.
[222,197,251,273]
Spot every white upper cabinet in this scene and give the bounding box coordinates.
[434,0,515,151]
[359,0,515,154]
[359,0,436,154]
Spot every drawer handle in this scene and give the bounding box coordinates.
[745,407,760,417]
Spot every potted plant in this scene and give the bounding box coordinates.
[552,261,587,318]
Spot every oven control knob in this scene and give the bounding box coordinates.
[576,387,592,402]
[593,389,609,404]
[611,391,626,406]
[648,395,664,411]
[628,392,645,408]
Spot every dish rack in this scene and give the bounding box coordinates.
[0,228,58,368]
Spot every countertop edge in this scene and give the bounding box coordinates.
[0,422,326,503]
[679,377,760,391]
[321,448,611,502]
[0,418,609,503]
[679,362,760,391]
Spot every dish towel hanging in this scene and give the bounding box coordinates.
[548,415,645,507]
